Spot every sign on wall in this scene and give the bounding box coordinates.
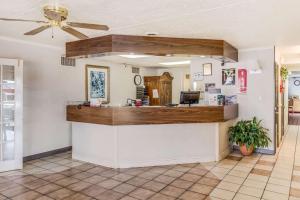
[238,69,247,94]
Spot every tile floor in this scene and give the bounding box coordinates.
[0,125,300,200]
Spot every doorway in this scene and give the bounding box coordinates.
[0,58,23,172]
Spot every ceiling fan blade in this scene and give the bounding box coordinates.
[66,22,109,31]
[24,25,51,35]
[61,26,89,39]
[0,18,47,23]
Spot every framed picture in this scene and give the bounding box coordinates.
[203,63,212,76]
[85,65,110,103]
[238,69,247,94]
[222,68,236,85]
[205,83,216,92]
[192,72,204,81]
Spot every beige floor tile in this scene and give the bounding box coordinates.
[247,174,269,182]
[217,181,240,192]
[238,186,264,198]
[161,185,185,197]
[243,178,266,189]
[290,188,300,198]
[268,177,291,187]
[233,193,260,200]
[292,181,300,189]
[179,191,206,200]
[189,183,214,195]
[223,175,245,184]
[254,164,273,171]
[210,188,235,200]
[228,170,249,178]
[262,190,289,200]
[265,183,290,195]
[289,196,300,200]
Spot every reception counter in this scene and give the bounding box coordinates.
[67,104,238,168]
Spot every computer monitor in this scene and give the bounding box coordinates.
[180,91,200,106]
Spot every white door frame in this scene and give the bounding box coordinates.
[0,58,23,172]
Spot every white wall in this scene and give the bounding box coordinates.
[288,76,300,97]
[190,48,275,150]
[0,39,72,156]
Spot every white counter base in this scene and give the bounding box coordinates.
[72,121,234,168]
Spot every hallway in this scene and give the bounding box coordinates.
[289,113,300,125]
[0,126,298,200]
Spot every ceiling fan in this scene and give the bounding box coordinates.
[0,5,109,39]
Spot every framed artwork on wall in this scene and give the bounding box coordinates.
[203,63,212,76]
[238,69,247,94]
[222,68,236,85]
[85,65,110,103]
[192,72,204,81]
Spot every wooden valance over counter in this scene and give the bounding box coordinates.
[66,104,238,126]
[65,34,238,62]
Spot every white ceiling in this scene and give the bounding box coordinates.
[96,55,193,67]
[1,0,300,50]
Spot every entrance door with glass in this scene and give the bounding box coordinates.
[0,58,23,172]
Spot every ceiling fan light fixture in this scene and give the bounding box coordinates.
[0,5,109,39]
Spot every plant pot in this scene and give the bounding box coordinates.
[239,144,254,156]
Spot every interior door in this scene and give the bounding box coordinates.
[0,58,23,172]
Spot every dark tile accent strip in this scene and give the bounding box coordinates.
[250,168,272,177]
[226,155,242,161]
[23,146,72,162]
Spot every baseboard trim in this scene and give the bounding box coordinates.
[232,145,275,155]
[23,146,72,162]
[73,152,215,169]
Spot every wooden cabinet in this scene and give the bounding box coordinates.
[144,72,173,106]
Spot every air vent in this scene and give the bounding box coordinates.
[132,67,140,74]
[61,56,76,67]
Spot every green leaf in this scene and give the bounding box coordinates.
[228,117,271,149]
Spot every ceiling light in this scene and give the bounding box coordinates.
[160,60,191,66]
[119,54,151,59]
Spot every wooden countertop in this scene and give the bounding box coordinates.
[66,104,238,125]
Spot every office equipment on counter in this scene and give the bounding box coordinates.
[207,88,222,106]
[225,95,238,105]
[136,86,145,99]
[180,91,200,107]
[135,99,142,107]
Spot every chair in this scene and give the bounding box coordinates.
[289,98,294,114]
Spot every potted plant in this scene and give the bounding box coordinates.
[229,117,271,156]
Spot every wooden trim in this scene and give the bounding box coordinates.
[23,146,72,162]
[85,65,110,103]
[66,104,238,125]
[223,41,239,62]
[66,34,238,62]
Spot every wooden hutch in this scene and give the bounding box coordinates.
[144,72,173,106]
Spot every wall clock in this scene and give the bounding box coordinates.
[294,80,300,86]
[134,75,142,86]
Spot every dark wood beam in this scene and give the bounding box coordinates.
[66,34,238,62]
[66,104,238,125]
